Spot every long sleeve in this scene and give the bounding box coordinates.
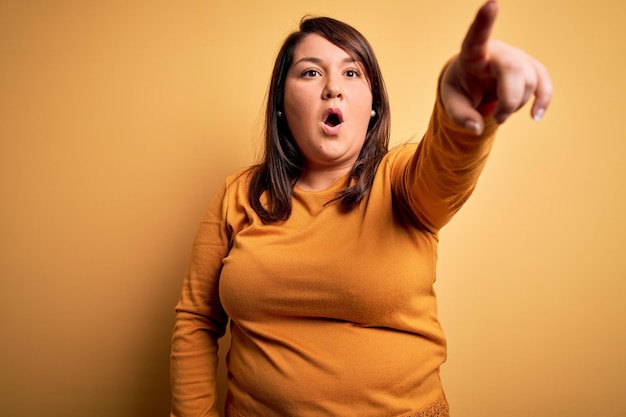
[391,86,499,233]
[170,182,232,417]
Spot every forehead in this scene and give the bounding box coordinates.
[292,33,356,64]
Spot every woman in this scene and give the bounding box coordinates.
[170,2,552,416]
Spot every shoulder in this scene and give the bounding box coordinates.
[199,166,258,235]
[225,166,256,188]
[386,142,419,158]
[213,166,257,202]
[203,166,256,216]
[379,142,420,172]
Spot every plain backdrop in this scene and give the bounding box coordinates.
[1,0,625,416]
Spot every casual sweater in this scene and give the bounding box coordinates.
[170,96,498,417]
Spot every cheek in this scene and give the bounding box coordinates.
[353,90,374,126]
[284,81,312,110]
[283,104,309,146]
[361,88,374,110]
[284,87,314,126]
[352,82,373,109]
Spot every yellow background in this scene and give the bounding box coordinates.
[1,0,625,416]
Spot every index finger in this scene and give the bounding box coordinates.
[460,1,499,62]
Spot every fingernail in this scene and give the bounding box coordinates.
[464,120,482,135]
[533,108,545,122]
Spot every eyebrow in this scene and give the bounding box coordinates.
[293,56,357,66]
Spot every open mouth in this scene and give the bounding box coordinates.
[325,113,341,127]
[323,108,344,127]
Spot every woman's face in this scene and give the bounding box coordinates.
[283,34,373,174]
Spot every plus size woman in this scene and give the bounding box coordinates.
[170,2,553,416]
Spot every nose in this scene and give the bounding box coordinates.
[322,77,343,99]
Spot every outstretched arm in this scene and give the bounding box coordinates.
[441,1,553,135]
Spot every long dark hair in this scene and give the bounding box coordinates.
[248,16,391,223]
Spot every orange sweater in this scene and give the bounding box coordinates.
[171,97,497,417]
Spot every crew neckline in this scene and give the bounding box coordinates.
[293,174,348,195]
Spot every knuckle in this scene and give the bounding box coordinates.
[499,95,521,112]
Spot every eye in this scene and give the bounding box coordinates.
[345,69,360,78]
[302,69,320,78]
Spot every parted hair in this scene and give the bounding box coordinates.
[248,16,391,223]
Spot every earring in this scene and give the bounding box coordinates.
[277,110,283,118]
[370,109,377,118]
